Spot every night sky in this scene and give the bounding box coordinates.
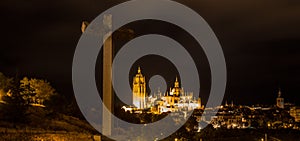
[1,0,300,106]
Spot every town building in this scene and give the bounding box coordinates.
[290,106,300,122]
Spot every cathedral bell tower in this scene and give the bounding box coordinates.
[276,89,284,109]
[173,77,181,97]
[132,67,146,109]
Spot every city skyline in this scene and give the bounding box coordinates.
[0,1,300,140]
[128,67,298,109]
[1,0,300,106]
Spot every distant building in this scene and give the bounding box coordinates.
[276,89,284,109]
[150,76,202,114]
[290,106,300,122]
[132,67,146,109]
[164,77,181,107]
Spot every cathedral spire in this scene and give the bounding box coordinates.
[278,88,282,98]
[174,76,179,88]
[138,66,141,74]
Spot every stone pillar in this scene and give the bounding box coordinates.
[102,14,113,136]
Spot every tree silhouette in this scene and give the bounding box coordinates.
[0,72,13,101]
[1,77,28,123]
[20,77,56,104]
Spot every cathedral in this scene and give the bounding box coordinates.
[130,67,203,114]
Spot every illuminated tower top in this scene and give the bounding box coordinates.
[278,89,282,98]
[174,76,179,88]
[138,66,141,74]
[276,88,284,109]
[169,77,181,97]
[134,66,145,83]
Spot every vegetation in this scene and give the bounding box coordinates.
[0,72,97,136]
[20,77,56,103]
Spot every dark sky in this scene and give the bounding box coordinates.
[0,0,300,106]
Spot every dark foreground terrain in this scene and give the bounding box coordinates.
[0,106,100,141]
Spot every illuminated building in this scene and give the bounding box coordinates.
[276,89,284,109]
[290,106,300,122]
[128,67,203,114]
[132,67,146,109]
[153,78,202,114]
[164,77,181,108]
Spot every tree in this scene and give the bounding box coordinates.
[20,77,36,104]
[1,77,28,123]
[0,72,13,101]
[20,77,56,104]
